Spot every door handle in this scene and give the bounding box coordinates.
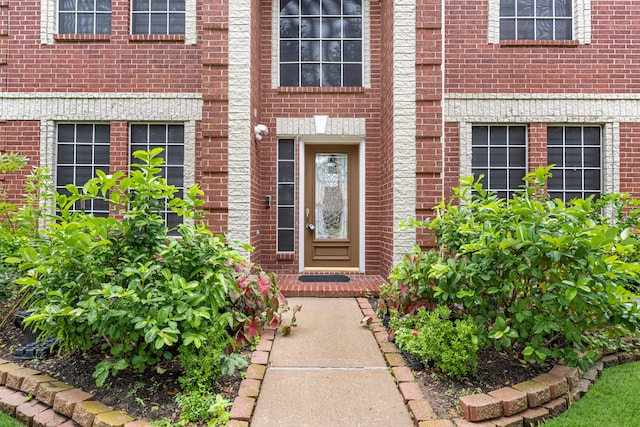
[306,223,315,232]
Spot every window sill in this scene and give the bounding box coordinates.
[498,39,580,48]
[129,34,186,43]
[54,34,111,42]
[277,86,366,94]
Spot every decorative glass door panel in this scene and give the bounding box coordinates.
[315,153,348,239]
[304,145,359,270]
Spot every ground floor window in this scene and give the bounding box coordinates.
[547,126,602,202]
[277,139,296,252]
[56,123,111,216]
[471,125,527,199]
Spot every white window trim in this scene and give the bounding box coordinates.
[41,0,197,44]
[271,0,371,89]
[487,0,591,44]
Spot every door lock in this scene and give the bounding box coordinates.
[306,223,315,232]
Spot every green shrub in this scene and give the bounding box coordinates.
[393,306,478,379]
[382,166,640,370]
[16,149,289,386]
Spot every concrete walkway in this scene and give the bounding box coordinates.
[250,298,414,427]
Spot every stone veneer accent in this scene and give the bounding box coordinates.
[392,0,417,266]
[227,0,253,256]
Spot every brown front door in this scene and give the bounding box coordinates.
[304,145,359,270]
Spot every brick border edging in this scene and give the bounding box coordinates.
[0,359,153,427]
[354,298,640,427]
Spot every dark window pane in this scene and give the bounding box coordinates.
[344,17,362,38]
[500,19,516,39]
[343,0,362,15]
[167,212,181,229]
[97,0,112,11]
[556,0,572,16]
[547,126,563,145]
[280,64,299,86]
[96,14,111,34]
[565,170,582,189]
[547,147,563,165]
[149,125,167,142]
[516,0,533,16]
[537,20,553,40]
[166,145,184,164]
[322,18,341,38]
[475,171,488,188]
[130,125,147,143]
[300,0,319,15]
[323,40,341,62]
[500,0,516,16]
[278,207,295,228]
[565,147,582,167]
[584,147,600,167]
[301,64,320,86]
[169,14,185,34]
[58,145,75,164]
[509,147,526,166]
[278,162,295,182]
[490,147,508,167]
[509,126,526,145]
[76,145,93,164]
[344,41,362,61]
[76,124,93,141]
[278,230,295,252]
[60,0,75,11]
[95,145,110,162]
[279,140,295,161]
[301,41,320,61]
[517,19,534,39]
[132,14,149,33]
[77,14,94,33]
[472,126,489,145]
[509,169,526,188]
[150,14,167,33]
[472,148,488,167]
[281,41,300,62]
[490,126,507,144]
[490,170,507,189]
[584,170,600,190]
[168,125,184,143]
[322,64,341,86]
[565,127,582,145]
[78,0,94,11]
[300,18,319,38]
[555,19,571,39]
[280,0,299,16]
[278,184,295,205]
[169,0,185,11]
[536,0,552,17]
[548,170,563,189]
[280,17,299,38]
[151,0,167,11]
[322,0,341,15]
[94,199,110,212]
[57,167,74,186]
[76,167,93,185]
[343,64,362,86]
[166,167,184,186]
[133,0,149,10]
[58,125,75,142]
[583,127,601,144]
[59,13,75,33]
[95,125,110,142]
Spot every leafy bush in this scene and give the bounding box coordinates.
[381,166,640,370]
[16,149,290,387]
[392,306,478,379]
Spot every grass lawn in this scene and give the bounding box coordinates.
[0,411,24,427]
[542,361,640,427]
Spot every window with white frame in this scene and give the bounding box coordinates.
[58,0,112,34]
[472,125,528,199]
[277,139,296,252]
[56,123,111,216]
[131,0,185,35]
[279,0,363,87]
[499,0,572,40]
[130,124,185,231]
[547,126,601,202]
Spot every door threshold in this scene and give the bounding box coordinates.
[302,267,361,273]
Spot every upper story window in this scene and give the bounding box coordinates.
[279,0,363,87]
[131,0,186,35]
[58,0,112,35]
[472,125,528,199]
[499,0,572,40]
[547,126,601,202]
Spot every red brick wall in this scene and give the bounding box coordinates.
[619,123,640,199]
[0,121,41,205]
[445,1,640,94]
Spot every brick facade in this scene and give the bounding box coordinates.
[3,1,638,276]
